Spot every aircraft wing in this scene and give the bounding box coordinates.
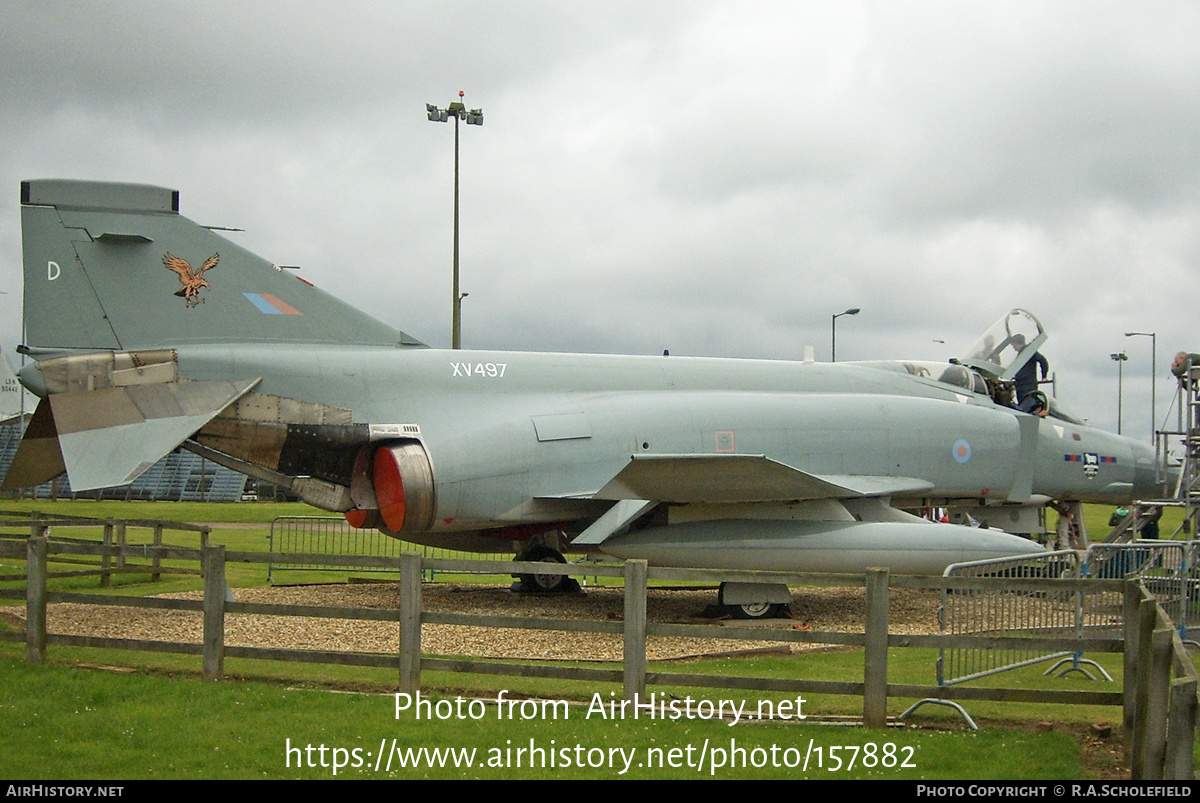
[574,454,934,547]
[592,453,934,503]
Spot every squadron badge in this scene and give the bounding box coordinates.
[163,252,218,307]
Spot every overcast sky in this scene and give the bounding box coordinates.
[2,0,1198,443]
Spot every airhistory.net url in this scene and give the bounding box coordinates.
[284,737,918,776]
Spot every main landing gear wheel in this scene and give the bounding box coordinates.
[714,582,790,620]
[514,546,580,593]
[731,601,784,620]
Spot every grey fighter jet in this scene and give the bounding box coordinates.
[4,180,1170,615]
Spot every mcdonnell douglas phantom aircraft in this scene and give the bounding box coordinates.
[3,180,1170,616]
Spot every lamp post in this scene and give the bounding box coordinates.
[830,308,860,362]
[1111,351,1128,435]
[427,91,483,349]
[1125,331,1157,443]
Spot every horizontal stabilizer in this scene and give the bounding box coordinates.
[1,399,64,488]
[592,454,933,504]
[38,378,258,490]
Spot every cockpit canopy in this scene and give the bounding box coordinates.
[849,309,1086,426]
[957,308,1047,382]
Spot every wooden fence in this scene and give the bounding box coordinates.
[0,513,209,585]
[0,527,1196,780]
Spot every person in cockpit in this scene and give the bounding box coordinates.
[1010,334,1049,404]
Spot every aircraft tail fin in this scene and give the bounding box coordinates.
[20,179,426,352]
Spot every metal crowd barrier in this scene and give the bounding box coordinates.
[937,550,1096,687]
[938,542,1194,690]
[1084,541,1192,644]
[267,516,409,581]
[265,516,509,582]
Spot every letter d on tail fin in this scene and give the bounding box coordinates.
[20,179,426,351]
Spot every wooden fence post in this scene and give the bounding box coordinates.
[1131,594,1156,777]
[100,521,113,588]
[1165,676,1197,780]
[864,567,889,728]
[25,525,48,664]
[115,522,127,576]
[399,552,422,694]
[1122,580,1140,740]
[1141,627,1172,780]
[202,544,226,680]
[623,559,648,702]
[151,524,163,583]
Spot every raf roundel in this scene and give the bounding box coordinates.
[952,439,972,464]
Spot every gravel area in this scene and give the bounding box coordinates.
[11,583,943,662]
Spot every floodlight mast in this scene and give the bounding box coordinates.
[830,307,860,362]
[426,91,484,349]
[1111,351,1128,435]
[1125,331,1157,445]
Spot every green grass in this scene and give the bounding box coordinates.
[0,651,1093,780]
[1080,503,1187,542]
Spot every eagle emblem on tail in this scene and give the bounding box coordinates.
[163,252,218,307]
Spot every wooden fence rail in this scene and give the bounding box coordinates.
[0,513,209,585]
[0,529,1196,779]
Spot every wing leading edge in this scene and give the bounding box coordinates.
[593,453,933,503]
[573,453,935,546]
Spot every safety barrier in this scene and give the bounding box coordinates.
[1084,542,1189,639]
[938,550,1096,686]
[266,516,409,581]
[265,515,604,584]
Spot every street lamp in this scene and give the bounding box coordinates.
[1125,331,1157,444]
[830,308,860,362]
[1111,351,1128,435]
[427,91,483,349]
